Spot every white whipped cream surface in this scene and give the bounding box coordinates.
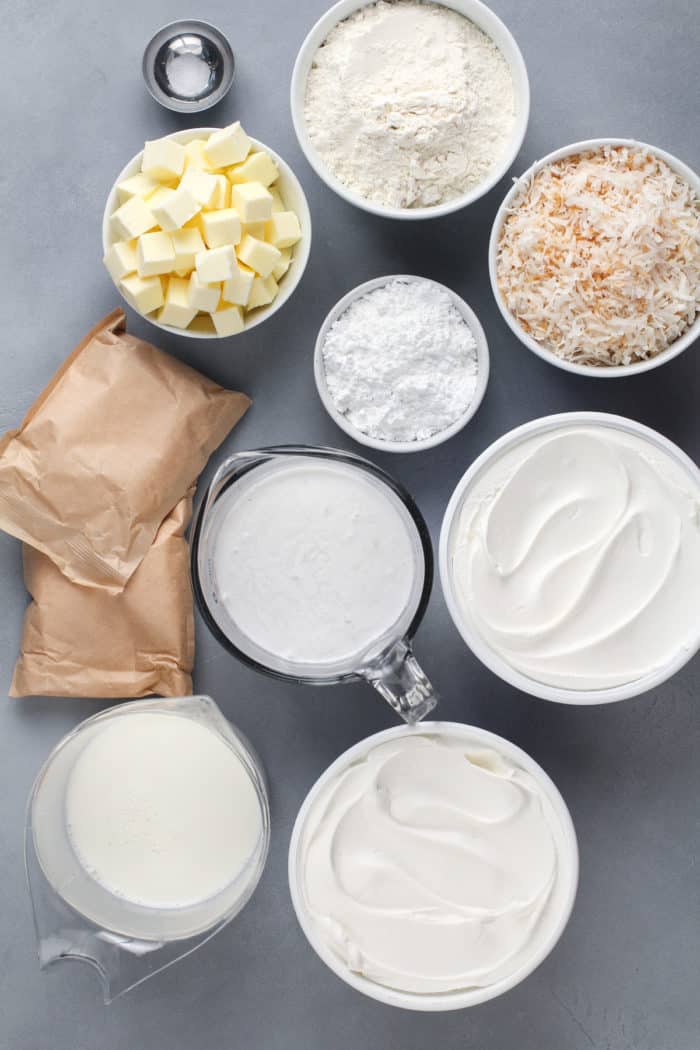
[451,427,700,690]
[298,734,564,995]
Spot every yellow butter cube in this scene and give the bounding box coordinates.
[202,175,229,210]
[184,139,218,172]
[141,138,185,181]
[227,151,278,187]
[242,221,267,241]
[117,172,161,203]
[158,277,197,329]
[188,271,221,313]
[151,186,200,232]
[111,196,156,240]
[247,275,279,311]
[201,208,242,249]
[195,245,237,283]
[230,182,273,224]
[103,240,138,281]
[264,211,301,249]
[136,231,175,277]
[180,172,220,209]
[237,235,281,278]
[205,122,251,168]
[222,263,255,307]
[271,248,292,282]
[120,273,164,315]
[171,227,205,272]
[211,302,245,337]
[269,187,285,214]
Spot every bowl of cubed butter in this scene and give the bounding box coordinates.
[102,124,311,338]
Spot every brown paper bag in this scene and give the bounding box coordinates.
[0,309,250,593]
[10,494,195,699]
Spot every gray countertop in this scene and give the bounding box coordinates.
[2,0,699,1047]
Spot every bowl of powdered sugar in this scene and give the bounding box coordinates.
[291,0,529,219]
[314,276,489,452]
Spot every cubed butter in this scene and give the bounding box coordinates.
[242,221,267,241]
[141,138,185,181]
[151,186,200,232]
[264,211,302,249]
[195,245,237,283]
[111,196,157,240]
[116,172,161,203]
[222,263,255,307]
[201,208,242,249]
[136,231,175,277]
[204,122,251,168]
[184,138,218,172]
[202,175,229,210]
[211,302,245,337]
[103,240,138,281]
[120,273,164,315]
[269,187,286,214]
[271,248,292,282]
[247,275,279,311]
[230,182,273,224]
[227,151,278,187]
[180,172,220,209]
[171,227,205,272]
[237,235,281,278]
[188,271,221,313]
[158,277,197,329]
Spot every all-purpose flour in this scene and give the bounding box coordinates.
[321,279,479,443]
[304,0,516,209]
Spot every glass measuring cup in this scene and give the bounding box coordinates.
[191,446,438,723]
[25,696,270,1003]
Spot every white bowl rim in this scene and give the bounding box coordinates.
[290,0,531,220]
[439,410,700,705]
[288,719,579,1011]
[488,137,700,376]
[313,274,490,452]
[102,127,312,340]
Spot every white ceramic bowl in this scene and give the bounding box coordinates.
[289,721,579,1011]
[290,0,530,220]
[489,138,700,376]
[439,412,700,704]
[102,128,312,339]
[314,275,490,452]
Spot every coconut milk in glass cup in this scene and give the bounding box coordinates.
[191,446,437,723]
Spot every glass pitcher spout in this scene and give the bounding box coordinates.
[360,638,438,724]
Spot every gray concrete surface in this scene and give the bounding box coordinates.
[1,0,699,1047]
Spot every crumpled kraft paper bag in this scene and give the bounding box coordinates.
[0,309,250,593]
[10,493,195,699]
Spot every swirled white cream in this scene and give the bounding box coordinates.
[299,734,563,994]
[451,427,700,690]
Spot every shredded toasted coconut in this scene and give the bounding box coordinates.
[496,146,700,366]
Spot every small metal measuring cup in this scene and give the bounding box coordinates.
[142,20,235,113]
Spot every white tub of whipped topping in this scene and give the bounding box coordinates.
[26,696,270,1001]
[439,412,700,704]
[288,722,578,1010]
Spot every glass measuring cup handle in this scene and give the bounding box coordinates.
[360,637,438,724]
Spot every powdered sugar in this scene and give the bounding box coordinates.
[321,279,480,443]
[303,0,516,209]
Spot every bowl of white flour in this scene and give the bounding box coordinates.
[291,0,529,219]
[314,275,490,452]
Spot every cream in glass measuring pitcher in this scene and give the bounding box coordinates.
[191,447,438,722]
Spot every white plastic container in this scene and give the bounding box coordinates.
[314,275,490,452]
[102,128,311,339]
[289,721,578,1010]
[290,0,529,220]
[488,138,700,377]
[439,412,700,704]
